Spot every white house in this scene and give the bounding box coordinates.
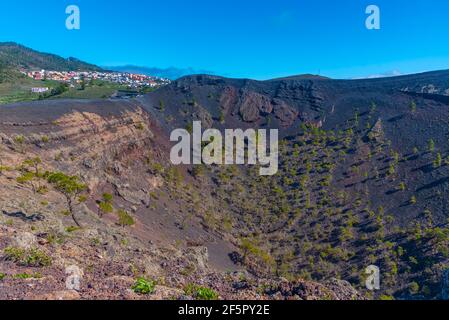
[31,87,50,93]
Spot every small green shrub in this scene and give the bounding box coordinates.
[196,286,219,300]
[135,123,144,130]
[184,283,218,300]
[409,282,420,295]
[118,210,135,227]
[99,201,113,213]
[3,246,25,261]
[132,277,156,295]
[25,248,52,267]
[12,272,41,279]
[65,226,81,233]
[3,247,51,267]
[102,193,113,203]
[14,135,25,144]
[149,162,164,174]
[13,273,32,279]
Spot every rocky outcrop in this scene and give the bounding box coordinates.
[219,86,239,113]
[11,232,38,249]
[238,91,273,122]
[250,278,365,300]
[191,104,213,128]
[234,91,299,126]
[272,98,299,127]
[368,118,383,141]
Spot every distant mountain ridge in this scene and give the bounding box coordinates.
[268,74,331,81]
[0,42,102,72]
[107,65,216,80]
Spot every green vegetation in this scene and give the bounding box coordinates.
[135,122,145,130]
[184,283,219,300]
[219,111,225,124]
[428,139,435,153]
[0,73,63,105]
[98,201,113,216]
[98,193,114,217]
[185,123,193,134]
[47,172,87,227]
[408,282,420,295]
[434,153,442,168]
[52,80,127,100]
[0,69,126,105]
[409,100,417,114]
[16,157,46,193]
[0,42,101,72]
[165,166,184,186]
[65,226,81,233]
[117,209,135,227]
[132,277,156,295]
[12,272,42,279]
[192,165,206,178]
[1,85,448,301]
[184,108,449,300]
[0,43,115,103]
[3,247,51,267]
[16,171,38,193]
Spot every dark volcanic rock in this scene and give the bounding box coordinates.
[238,91,273,122]
[272,98,299,126]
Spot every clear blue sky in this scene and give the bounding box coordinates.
[1,0,449,79]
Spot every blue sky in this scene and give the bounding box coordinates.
[1,0,449,79]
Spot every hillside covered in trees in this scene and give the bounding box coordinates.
[1,69,449,299]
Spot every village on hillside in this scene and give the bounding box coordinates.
[22,69,170,90]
